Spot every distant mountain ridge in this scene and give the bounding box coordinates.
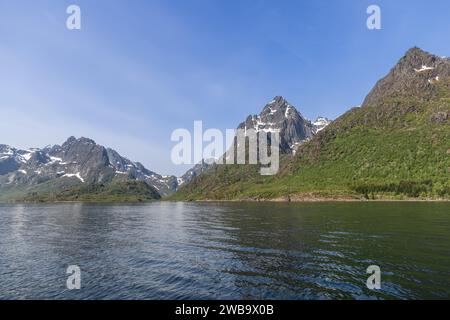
[0,137,178,201]
[0,98,331,201]
[5,48,446,202]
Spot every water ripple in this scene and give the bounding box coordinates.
[0,202,449,299]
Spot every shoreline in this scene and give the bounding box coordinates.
[1,196,449,204]
[170,193,450,203]
[189,198,450,203]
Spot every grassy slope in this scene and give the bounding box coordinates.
[172,81,450,201]
[0,179,161,202]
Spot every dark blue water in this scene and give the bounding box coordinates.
[0,202,449,299]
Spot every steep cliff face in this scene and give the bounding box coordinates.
[237,96,331,154]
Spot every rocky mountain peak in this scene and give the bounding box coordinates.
[62,136,96,148]
[404,46,433,60]
[363,47,450,107]
[62,136,77,146]
[395,47,444,73]
[263,96,300,117]
[264,96,288,108]
[0,137,179,198]
[237,97,331,154]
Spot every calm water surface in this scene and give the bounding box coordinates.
[0,202,449,299]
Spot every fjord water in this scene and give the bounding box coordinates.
[0,202,449,300]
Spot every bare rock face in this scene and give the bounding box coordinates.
[237,96,331,154]
[363,47,450,107]
[430,111,449,124]
[0,145,21,175]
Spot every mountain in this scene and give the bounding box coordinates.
[363,47,450,108]
[312,117,332,133]
[174,97,331,191]
[237,96,330,154]
[177,160,212,187]
[0,137,177,201]
[173,47,450,201]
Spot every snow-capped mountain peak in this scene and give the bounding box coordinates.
[0,137,178,196]
[237,97,332,154]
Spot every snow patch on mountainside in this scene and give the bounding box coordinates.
[1,138,178,197]
[237,96,333,154]
[312,117,332,133]
[414,65,434,72]
[63,173,85,183]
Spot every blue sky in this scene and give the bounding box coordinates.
[1,0,449,175]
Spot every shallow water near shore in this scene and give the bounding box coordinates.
[0,202,449,299]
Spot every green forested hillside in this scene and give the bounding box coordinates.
[20,180,161,202]
[172,48,450,201]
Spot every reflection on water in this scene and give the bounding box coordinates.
[0,202,449,299]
